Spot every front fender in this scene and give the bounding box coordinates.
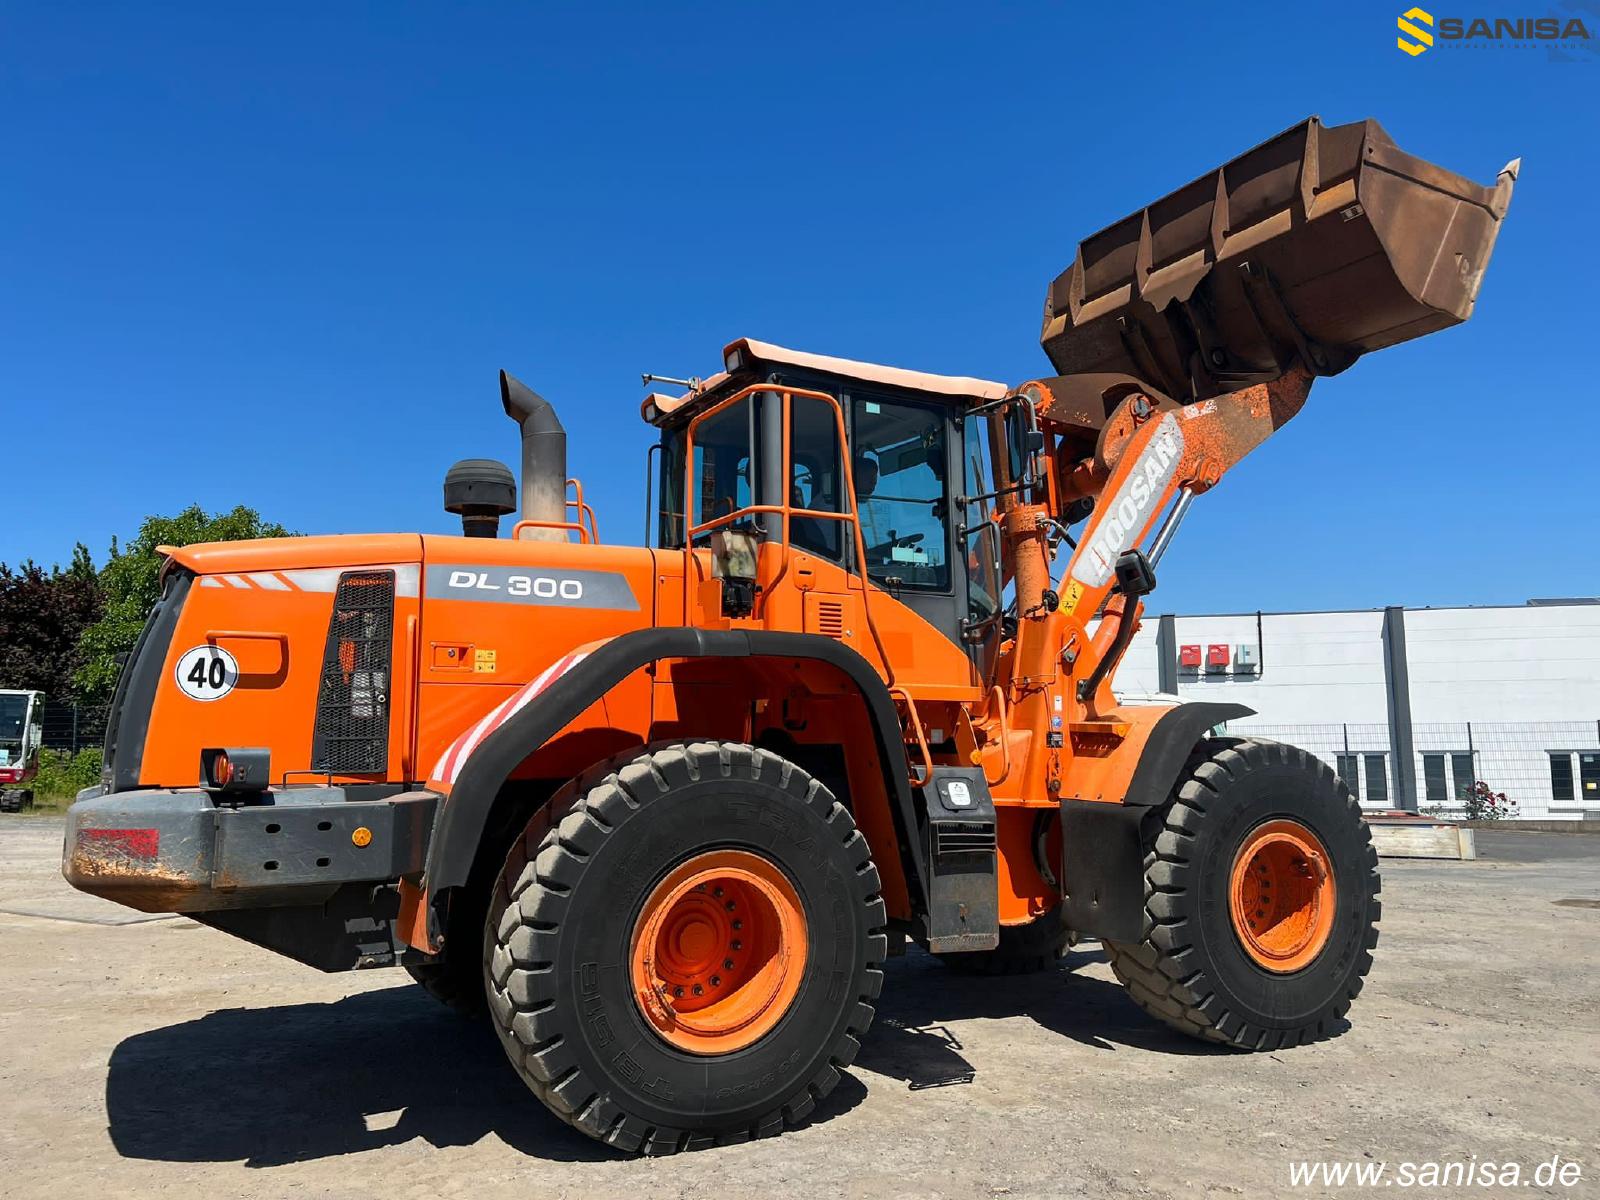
[1061,701,1252,942]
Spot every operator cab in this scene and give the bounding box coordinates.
[647,338,1010,656]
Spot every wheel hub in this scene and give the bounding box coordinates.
[629,849,807,1055]
[1228,819,1337,973]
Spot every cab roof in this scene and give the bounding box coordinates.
[642,337,1010,425]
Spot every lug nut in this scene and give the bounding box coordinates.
[725,901,736,912]
[713,886,724,898]
[711,976,721,987]
[732,920,743,931]
[731,940,742,950]
[692,984,703,996]
[724,959,735,970]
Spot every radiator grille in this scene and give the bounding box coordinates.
[311,570,395,775]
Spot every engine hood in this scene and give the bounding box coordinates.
[162,534,424,577]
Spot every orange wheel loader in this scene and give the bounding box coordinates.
[63,117,1516,1154]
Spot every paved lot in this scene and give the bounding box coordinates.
[2,816,1597,1199]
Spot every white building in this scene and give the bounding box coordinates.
[1114,599,1600,820]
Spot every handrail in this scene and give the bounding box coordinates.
[890,686,934,788]
[983,684,1012,787]
[566,477,601,544]
[510,478,601,545]
[512,517,592,544]
[681,383,897,685]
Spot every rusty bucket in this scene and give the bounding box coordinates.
[1040,117,1518,402]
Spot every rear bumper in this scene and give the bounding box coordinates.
[63,785,438,914]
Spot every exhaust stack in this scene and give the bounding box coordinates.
[500,369,568,542]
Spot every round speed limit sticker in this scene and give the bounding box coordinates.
[174,644,240,702]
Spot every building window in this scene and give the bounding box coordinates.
[1423,754,1448,805]
[1363,754,1389,806]
[1551,751,1600,805]
[1336,754,1360,799]
[1550,753,1575,803]
[1425,752,1479,806]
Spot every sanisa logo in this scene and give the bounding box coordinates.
[1398,7,1594,55]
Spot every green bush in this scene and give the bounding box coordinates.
[30,747,103,806]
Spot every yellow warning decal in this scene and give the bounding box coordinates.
[473,649,498,674]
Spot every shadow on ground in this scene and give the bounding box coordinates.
[106,945,1248,1166]
[857,945,1245,1090]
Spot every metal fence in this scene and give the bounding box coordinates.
[1240,720,1600,821]
[37,703,108,756]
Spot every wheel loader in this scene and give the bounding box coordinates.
[63,117,1516,1154]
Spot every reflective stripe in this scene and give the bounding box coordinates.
[200,564,418,595]
[429,649,595,785]
[278,568,344,593]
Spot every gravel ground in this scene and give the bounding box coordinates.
[2,817,1596,1199]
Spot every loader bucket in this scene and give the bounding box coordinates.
[1040,117,1518,403]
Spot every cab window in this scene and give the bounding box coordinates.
[789,394,845,561]
[850,394,949,591]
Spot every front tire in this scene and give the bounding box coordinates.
[1105,738,1379,1050]
[485,742,886,1154]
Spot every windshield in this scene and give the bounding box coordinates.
[0,695,28,759]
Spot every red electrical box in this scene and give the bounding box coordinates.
[1207,643,1231,669]
[1179,644,1202,668]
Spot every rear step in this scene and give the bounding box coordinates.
[1039,116,1518,402]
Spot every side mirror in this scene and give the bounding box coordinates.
[1004,399,1045,493]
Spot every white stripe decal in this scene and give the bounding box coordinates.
[200,576,223,588]
[223,574,252,589]
[251,572,292,591]
[442,655,572,780]
[279,568,345,593]
[429,650,594,785]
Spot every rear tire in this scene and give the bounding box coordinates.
[485,742,886,1154]
[1104,738,1379,1050]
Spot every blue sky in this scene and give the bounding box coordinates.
[4,3,1596,615]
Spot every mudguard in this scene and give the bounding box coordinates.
[422,627,926,915]
[1060,701,1252,942]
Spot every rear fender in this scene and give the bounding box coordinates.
[422,628,925,942]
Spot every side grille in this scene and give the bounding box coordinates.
[311,570,395,775]
[817,600,845,639]
[930,821,997,861]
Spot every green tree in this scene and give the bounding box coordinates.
[0,545,103,698]
[75,506,292,703]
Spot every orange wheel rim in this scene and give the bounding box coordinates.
[628,849,808,1055]
[1228,819,1337,973]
